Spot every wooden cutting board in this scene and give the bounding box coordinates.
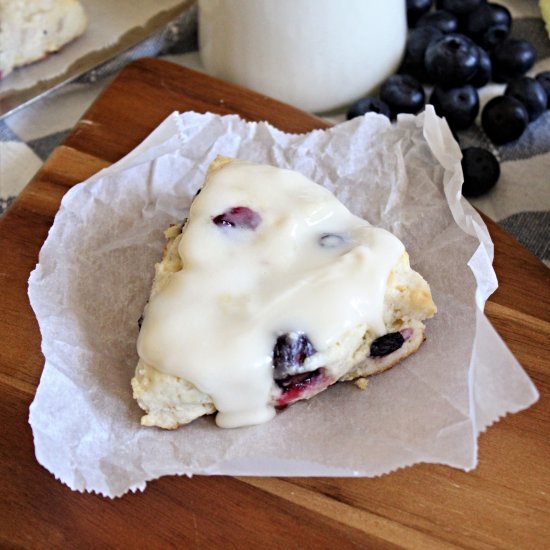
[1,59,548,549]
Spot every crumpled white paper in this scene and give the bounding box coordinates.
[28,107,539,497]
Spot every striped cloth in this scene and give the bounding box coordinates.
[1,1,548,266]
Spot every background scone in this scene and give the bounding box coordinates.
[132,157,436,429]
[0,0,87,79]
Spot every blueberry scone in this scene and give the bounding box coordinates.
[0,0,87,79]
[132,157,436,429]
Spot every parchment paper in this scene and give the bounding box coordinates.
[28,107,539,497]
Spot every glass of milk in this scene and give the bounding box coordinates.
[198,0,407,113]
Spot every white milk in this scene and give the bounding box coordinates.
[198,0,407,113]
[137,159,405,428]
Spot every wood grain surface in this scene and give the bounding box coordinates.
[1,59,548,549]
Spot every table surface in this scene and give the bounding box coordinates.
[1,59,549,549]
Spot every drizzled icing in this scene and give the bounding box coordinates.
[137,160,405,428]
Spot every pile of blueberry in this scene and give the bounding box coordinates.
[347,0,550,198]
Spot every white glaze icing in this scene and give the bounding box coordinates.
[137,160,405,428]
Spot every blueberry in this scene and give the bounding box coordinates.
[491,39,536,83]
[346,97,391,120]
[505,77,548,122]
[463,3,511,50]
[272,332,316,380]
[482,95,529,145]
[407,0,433,27]
[370,333,405,357]
[319,233,346,248]
[535,71,550,108]
[380,74,426,117]
[400,26,444,80]
[275,369,323,393]
[430,84,479,130]
[469,46,492,88]
[461,147,500,197]
[425,33,480,87]
[481,23,510,51]
[212,206,261,230]
[416,10,459,34]
[437,0,483,15]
